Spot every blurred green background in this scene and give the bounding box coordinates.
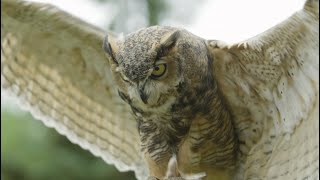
[1,108,136,180]
[1,0,201,179]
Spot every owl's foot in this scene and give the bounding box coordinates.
[165,156,206,180]
[147,156,206,180]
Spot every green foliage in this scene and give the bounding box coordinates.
[1,108,136,180]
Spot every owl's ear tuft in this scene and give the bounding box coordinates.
[160,30,180,49]
[157,30,180,58]
[103,34,120,65]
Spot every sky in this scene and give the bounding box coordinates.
[2,0,306,107]
[188,0,305,43]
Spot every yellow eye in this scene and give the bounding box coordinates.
[151,64,167,78]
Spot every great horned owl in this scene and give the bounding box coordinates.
[1,0,319,180]
[103,27,237,179]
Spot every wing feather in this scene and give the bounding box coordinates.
[210,0,319,179]
[1,0,147,179]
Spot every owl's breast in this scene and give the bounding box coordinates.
[175,115,237,180]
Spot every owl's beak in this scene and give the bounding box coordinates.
[138,82,148,104]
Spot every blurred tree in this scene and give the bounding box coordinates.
[94,0,168,33]
[145,0,167,26]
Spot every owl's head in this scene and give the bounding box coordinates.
[103,26,216,118]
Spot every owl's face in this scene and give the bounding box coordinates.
[103,26,214,118]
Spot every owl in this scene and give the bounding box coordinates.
[1,0,319,180]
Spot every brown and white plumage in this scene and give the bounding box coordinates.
[1,0,318,180]
[209,1,319,179]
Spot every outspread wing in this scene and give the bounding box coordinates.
[210,0,319,179]
[1,0,147,179]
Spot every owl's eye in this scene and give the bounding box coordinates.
[151,64,167,78]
